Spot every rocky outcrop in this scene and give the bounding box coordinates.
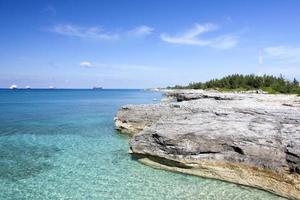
[163,89,239,101]
[114,104,174,135]
[115,91,300,199]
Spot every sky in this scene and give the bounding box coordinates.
[0,0,300,88]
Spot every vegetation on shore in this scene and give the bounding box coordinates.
[168,74,300,94]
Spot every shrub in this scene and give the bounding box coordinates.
[169,74,300,94]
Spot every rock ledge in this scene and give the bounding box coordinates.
[115,90,300,199]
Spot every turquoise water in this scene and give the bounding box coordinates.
[0,89,284,200]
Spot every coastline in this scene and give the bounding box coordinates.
[115,89,300,200]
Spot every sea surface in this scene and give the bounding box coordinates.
[0,89,284,200]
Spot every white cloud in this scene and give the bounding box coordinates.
[51,24,119,40]
[50,24,153,40]
[127,25,154,37]
[263,46,300,63]
[160,23,238,49]
[160,23,216,45]
[80,61,93,68]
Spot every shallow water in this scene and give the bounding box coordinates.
[0,89,285,199]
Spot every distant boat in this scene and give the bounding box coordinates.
[49,86,56,89]
[9,84,17,90]
[25,86,31,89]
[92,86,103,90]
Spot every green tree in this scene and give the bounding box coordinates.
[169,74,300,94]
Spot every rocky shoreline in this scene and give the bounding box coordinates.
[114,90,300,199]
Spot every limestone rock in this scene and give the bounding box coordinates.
[115,91,300,199]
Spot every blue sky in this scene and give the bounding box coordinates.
[1,0,300,88]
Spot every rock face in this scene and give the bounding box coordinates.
[115,90,300,200]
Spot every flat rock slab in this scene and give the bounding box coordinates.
[115,91,300,199]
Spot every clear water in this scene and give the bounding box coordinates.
[0,89,285,200]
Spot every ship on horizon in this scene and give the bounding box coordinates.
[92,86,103,90]
[9,84,17,90]
[49,86,56,89]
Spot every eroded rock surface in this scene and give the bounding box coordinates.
[115,91,300,199]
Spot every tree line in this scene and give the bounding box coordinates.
[168,74,300,94]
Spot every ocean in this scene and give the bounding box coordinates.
[0,89,284,199]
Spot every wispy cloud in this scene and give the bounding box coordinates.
[161,23,217,45]
[263,46,300,63]
[210,35,238,49]
[160,23,238,49]
[127,25,154,37]
[50,24,119,40]
[80,61,93,68]
[49,24,154,40]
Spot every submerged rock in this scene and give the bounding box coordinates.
[115,91,300,199]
